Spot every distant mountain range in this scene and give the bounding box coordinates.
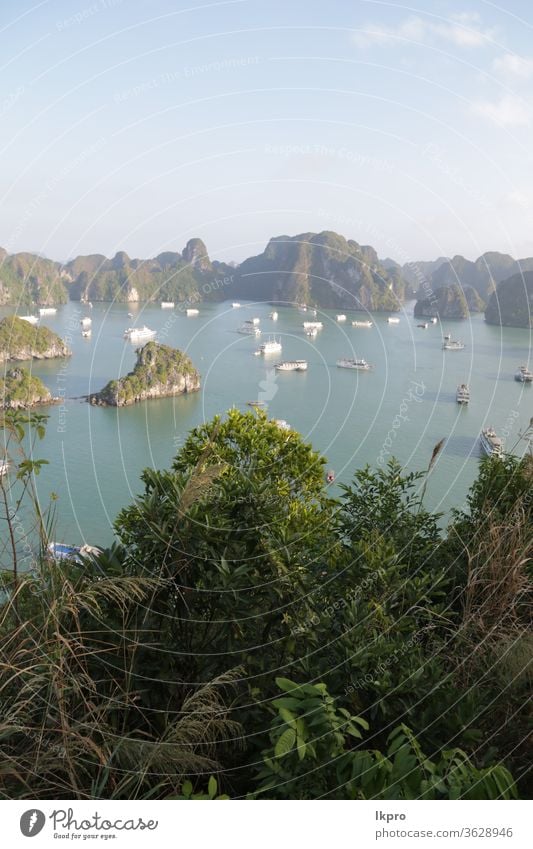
[1,232,532,327]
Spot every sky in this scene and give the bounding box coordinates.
[1,0,533,264]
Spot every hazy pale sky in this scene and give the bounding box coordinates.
[1,0,533,263]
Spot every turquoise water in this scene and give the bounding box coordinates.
[1,301,531,547]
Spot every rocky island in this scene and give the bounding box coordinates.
[0,316,71,363]
[414,284,485,319]
[90,341,200,407]
[1,367,54,409]
[485,272,533,328]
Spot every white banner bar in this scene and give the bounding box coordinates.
[1,800,530,848]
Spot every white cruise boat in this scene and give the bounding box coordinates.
[80,317,92,328]
[352,320,373,328]
[337,358,372,370]
[456,384,470,404]
[269,311,278,320]
[161,301,174,309]
[387,317,400,324]
[238,322,261,336]
[515,365,533,383]
[275,360,308,372]
[303,321,323,330]
[257,337,282,355]
[232,302,241,308]
[39,307,57,316]
[336,314,347,322]
[19,315,39,325]
[480,428,503,458]
[186,308,199,316]
[124,326,156,342]
[443,339,465,351]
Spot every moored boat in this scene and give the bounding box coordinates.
[19,315,39,325]
[336,314,347,322]
[514,365,533,383]
[387,317,400,324]
[39,307,57,316]
[275,360,308,372]
[305,327,318,338]
[456,384,470,404]
[238,321,261,336]
[81,328,92,338]
[269,311,278,320]
[232,302,241,308]
[186,308,199,316]
[247,400,266,408]
[337,358,372,370]
[479,427,503,458]
[417,322,428,329]
[257,337,282,355]
[124,325,156,342]
[80,317,92,328]
[303,321,323,330]
[161,301,175,309]
[352,320,373,328]
[443,339,465,350]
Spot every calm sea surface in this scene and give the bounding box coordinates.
[2,301,532,546]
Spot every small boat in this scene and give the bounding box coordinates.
[232,302,241,308]
[257,338,282,355]
[247,400,266,408]
[514,365,533,383]
[337,358,372,370]
[387,317,400,324]
[47,541,102,563]
[124,326,156,342]
[480,428,503,458]
[238,322,261,336]
[305,327,318,338]
[298,305,308,313]
[443,339,465,351]
[456,384,470,404]
[417,322,428,329]
[336,314,347,322]
[352,320,373,328]
[81,329,92,339]
[250,317,260,325]
[127,312,134,318]
[303,321,323,330]
[269,311,278,320]
[273,418,291,430]
[310,309,317,317]
[0,459,9,476]
[186,308,199,317]
[88,302,93,309]
[275,360,308,372]
[80,317,92,328]
[161,301,175,309]
[429,317,438,324]
[39,307,57,316]
[19,315,39,325]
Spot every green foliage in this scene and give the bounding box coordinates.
[254,679,517,800]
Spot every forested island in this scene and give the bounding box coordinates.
[0,316,70,363]
[90,341,200,406]
[0,367,54,409]
[0,408,530,800]
[1,234,533,326]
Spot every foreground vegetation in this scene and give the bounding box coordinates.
[0,409,531,799]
